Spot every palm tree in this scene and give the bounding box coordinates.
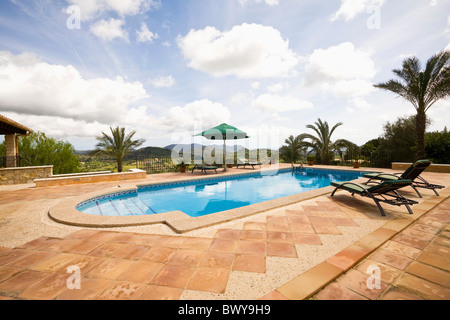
[374,50,450,159]
[95,127,145,172]
[279,135,305,164]
[299,118,358,165]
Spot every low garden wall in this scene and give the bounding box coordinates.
[34,169,147,187]
[0,166,53,185]
[392,162,450,173]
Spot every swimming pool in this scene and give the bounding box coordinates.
[77,168,368,218]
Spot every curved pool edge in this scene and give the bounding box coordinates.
[48,182,358,234]
[48,167,374,233]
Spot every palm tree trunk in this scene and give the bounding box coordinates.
[415,111,426,160]
[117,159,123,173]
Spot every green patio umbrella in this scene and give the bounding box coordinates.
[195,123,249,172]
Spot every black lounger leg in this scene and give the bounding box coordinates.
[373,199,386,217]
[411,185,423,198]
[331,188,338,197]
[405,204,414,215]
[432,188,440,196]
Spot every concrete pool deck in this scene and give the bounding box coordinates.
[0,164,449,300]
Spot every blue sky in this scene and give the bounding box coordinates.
[0,0,449,151]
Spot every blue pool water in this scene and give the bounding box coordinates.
[77,168,367,217]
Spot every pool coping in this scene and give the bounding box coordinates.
[48,166,373,233]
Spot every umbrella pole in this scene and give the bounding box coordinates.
[223,139,227,172]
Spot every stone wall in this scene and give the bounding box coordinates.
[392,162,450,173]
[34,169,147,187]
[0,166,53,185]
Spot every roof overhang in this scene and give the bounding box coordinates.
[0,114,32,135]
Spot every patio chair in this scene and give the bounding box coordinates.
[363,159,444,198]
[235,156,262,169]
[330,179,418,217]
[191,162,218,174]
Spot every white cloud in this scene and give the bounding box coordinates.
[1,112,108,138]
[66,0,161,21]
[239,0,279,6]
[177,23,299,79]
[351,97,372,111]
[230,92,251,106]
[253,94,314,112]
[162,99,231,133]
[267,82,289,93]
[397,53,416,61]
[305,42,376,83]
[0,51,148,124]
[245,124,301,150]
[446,15,450,35]
[136,22,158,43]
[251,82,261,89]
[330,0,385,22]
[151,75,175,88]
[108,100,233,145]
[332,79,375,98]
[90,18,128,41]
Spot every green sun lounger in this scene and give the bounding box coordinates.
[191,163,218,174]
[331,179,418,217]
[363,159,444,198]
[235,157,262,169]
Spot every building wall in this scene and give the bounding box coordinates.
[4,134,18,167]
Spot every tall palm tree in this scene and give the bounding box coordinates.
[95,127,145,172]
[374,50,450,159]
[299,118,358,165]
[279,135,305,164]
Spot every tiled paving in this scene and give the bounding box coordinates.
[0,166,449,300]
[0,201,341,300]
[311,198,450,300]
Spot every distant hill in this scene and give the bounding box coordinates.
[74,150,91,156]
[76,144,277,160]
[164,143,245,153]
[164,143,204,152]
[134,146,172,158]
[76,146,172,159]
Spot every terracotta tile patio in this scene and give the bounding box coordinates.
[311,198,450,300]
[0,165,449,300]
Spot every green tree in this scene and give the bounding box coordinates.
[7,131,79,174]
[366,115,430,168]
[425,127,450,164]
[374,49,450,159]
[94,127,145,172]
[360,138,380,159]
[299,118,358,165]
[381,116,420,162]
[279,135,304,164]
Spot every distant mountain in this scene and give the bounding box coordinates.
[164,143,245,153]
[134,146,172,158]
[76,147,172,159]
[164,143,204,152]
[74,150,91,155]
[76,144,276,160]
